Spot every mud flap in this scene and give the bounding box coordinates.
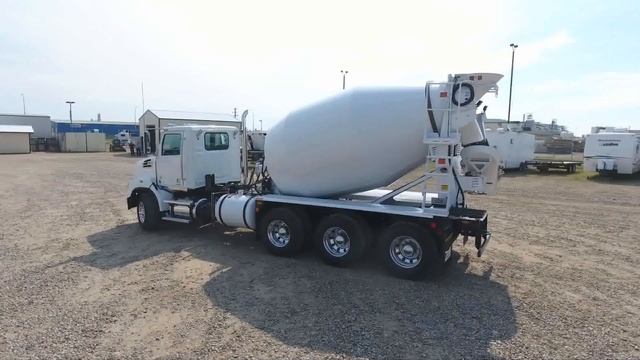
[476,231,491,257]
[450,207,491,257]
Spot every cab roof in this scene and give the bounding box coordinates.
[162,124,239,133]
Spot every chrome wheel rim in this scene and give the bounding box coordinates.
[322,227,351,257]
[389,236,422,269]
[137,200,146,223]
[267,220,290,248]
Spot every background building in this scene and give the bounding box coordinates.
[0,125,34,154]
[0,114,51,138]
[51,119,138,138]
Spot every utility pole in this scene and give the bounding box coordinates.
[507,43,518,124]
[66,101,75,124]
[259,119,263,131]
[341,70,349,90]
[21,93,26,115]
[233,107,238,119]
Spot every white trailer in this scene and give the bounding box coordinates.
[485,129,535,170]
[584,132,640,174]
[127,73,503,279]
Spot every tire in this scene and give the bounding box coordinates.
[314,213,370,267]
[381,221,440,280]
[519,162,527,172]
[258,207,308,256]
[137,192,161,231]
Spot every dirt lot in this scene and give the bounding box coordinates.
[1,152,639,359]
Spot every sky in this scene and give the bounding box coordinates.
[0,0,638,135]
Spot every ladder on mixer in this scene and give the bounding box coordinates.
[420,79,464,211]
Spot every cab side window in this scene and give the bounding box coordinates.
[161,133,181,156]
[205,132,229,151]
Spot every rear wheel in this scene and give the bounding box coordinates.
[137,192,161,231]
[314,213,370,266]
[382,221,439,280]
[258,207,308,256]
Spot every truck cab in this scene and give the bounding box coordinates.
[127,125,241,224]
[154,125,241,191]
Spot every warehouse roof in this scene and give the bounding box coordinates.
[146,110,239,123]
[51,119,136,125]
[0,125,34,133]
[0,113,50,118]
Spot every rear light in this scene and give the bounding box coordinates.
[429,221,444,236]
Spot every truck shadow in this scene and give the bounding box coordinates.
[78,223,517,359]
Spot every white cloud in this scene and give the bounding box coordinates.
[0,0,519,125]
[516,30,574,67]
[0,0,591,135]
[515,72,640,135]
[532,72,640,109]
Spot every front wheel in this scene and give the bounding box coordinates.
[137,192,161,231]
[381,221,439,280]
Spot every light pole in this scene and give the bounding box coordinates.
[341,70,349,90]
[507,43,518,124]
[21,93,26,115]
[66,101,75,124]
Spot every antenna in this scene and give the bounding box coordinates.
[141,82,145,110]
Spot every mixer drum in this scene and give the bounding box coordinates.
[265,88,429,198]
[264,73,502,198]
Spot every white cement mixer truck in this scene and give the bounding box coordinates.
[126,73,503,279]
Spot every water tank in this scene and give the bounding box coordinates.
[265,73,502,198]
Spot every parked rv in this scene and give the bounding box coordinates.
[584,132,640,174]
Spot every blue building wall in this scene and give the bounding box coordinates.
[53,122,139,137]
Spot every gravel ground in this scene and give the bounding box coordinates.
[0,152,639,359]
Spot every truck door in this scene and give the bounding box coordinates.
[203,131,234,182]
[157,132,184,189]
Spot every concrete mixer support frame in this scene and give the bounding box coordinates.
[420,75,499,211]
[422,79,471,212]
